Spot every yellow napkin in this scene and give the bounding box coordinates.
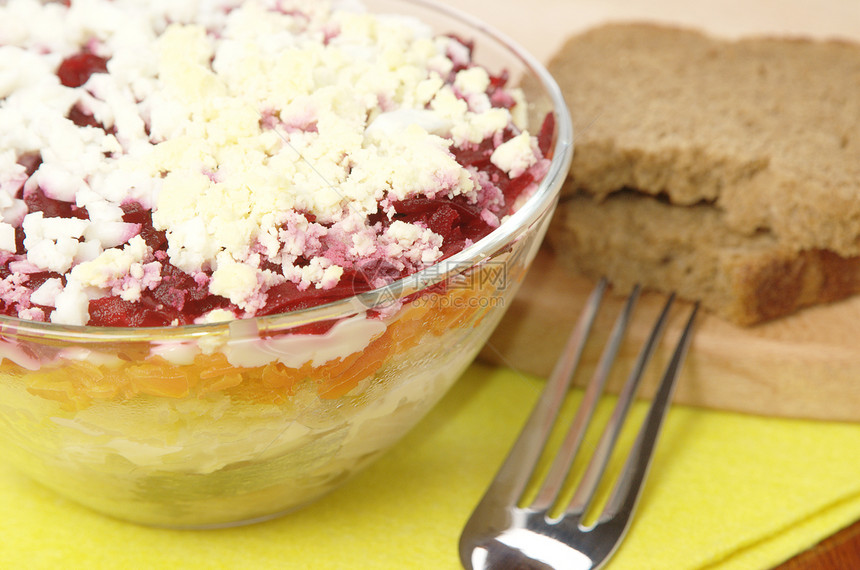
[1,363,859,569]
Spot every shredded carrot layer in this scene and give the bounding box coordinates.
[1,268,502,411]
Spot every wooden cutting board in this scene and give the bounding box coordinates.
[480,248,860,422]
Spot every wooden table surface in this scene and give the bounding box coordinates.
[776,519,860,569]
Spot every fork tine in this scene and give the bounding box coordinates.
[530,284,641,511]
[563,292,677,522]
[478,278,607,508]
[598,300,699,525]
[460,284,699,570]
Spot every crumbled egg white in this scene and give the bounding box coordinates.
[22,212,88,274]
[209,254,261,310]
[491,132,540,178]
[29,277,63,307]
[71,234,150,291]
[0,0,540,324]
[0,222,15,252]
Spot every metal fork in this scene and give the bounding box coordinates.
[459,279,699,570]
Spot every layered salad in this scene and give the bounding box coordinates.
[0,0,554,526]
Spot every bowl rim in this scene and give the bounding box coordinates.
[0,0,573,342]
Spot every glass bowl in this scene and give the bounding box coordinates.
[0,0,573,528]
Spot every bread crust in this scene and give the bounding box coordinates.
[549,191,860,325]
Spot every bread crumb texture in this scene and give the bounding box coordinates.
[549,23,860,256]
[547,23,860,324]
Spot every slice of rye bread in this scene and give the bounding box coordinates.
[548,191,860,325]
[547,23,860,258]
